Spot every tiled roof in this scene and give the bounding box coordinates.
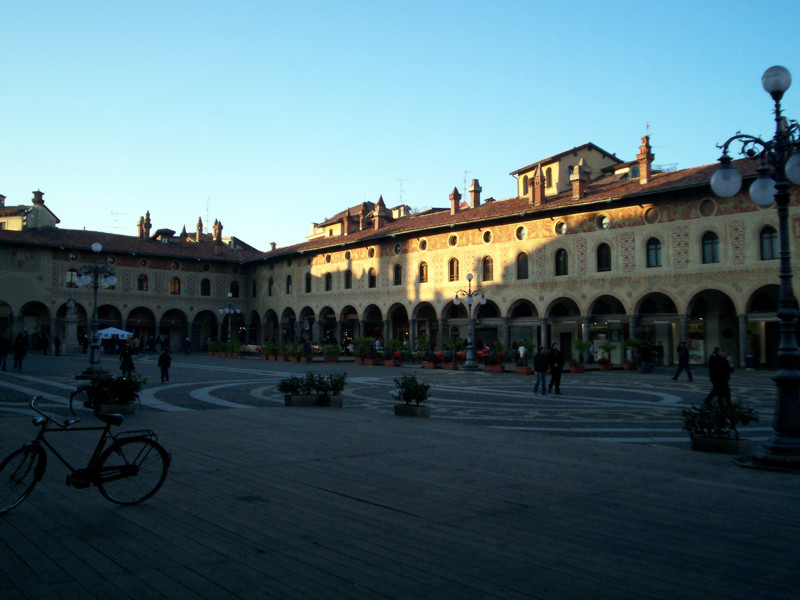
[509,142,624,176]
[0,227,263,262]
[262,158,760,260]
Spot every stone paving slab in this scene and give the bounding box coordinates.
[1,398,799,599]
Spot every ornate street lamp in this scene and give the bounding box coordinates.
[218,292,241,343]
[710,65,800,469]
[75,242,117,374]
[454,272,486,371]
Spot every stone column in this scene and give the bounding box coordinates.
[504,317,511,350]
[738,314,748,368]
[335,320,342,344]
[409,319,417,350]
[628,314,637,340]
[437,320,444,351]
[384,318,391,342]
[539,318,548,349]
[679,314,689,344]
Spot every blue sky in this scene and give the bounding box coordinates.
[2,1,798,249]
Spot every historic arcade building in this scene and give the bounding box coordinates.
[0,136,796,367]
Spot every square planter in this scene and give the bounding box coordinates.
[515,366,532,375]
[384,359,402,367]
[323,356,339,363]
[690,436,752,456]
[441,362,458,370]
[284,394,343,408]
[423,361,438,369]
[394,403,430,417]
[488,365,505,373]
[597,363,614,371]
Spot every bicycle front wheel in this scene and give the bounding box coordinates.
[0,446,45,514]
[96,438,169,505]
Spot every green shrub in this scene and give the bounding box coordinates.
[393,374,431,405]
[681,397,759,440]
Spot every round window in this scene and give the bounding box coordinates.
[448,235,458,247]
[419,239,428,251]
[483,230,492,243]
[140,259,148,267]
[171,261,180,270]
[344,250,351,260]
[698,199,716,218]
[644,207,661,224]
[394,243,402,255]
[325,254,331,264]
[107,256,116,265]
[69,252,78,261]
[555,222,567,236]
[597,215,610,230]
[368,247,375,259]
[516,226,526,240]
[201,263,209,272]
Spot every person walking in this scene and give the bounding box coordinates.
[547,343,565,395]
[672,341,693,381]
[120,345,135,376]
[705,347,733,402]
[158,348,172,383]
[533,346,548,395]
[12,333,26,371]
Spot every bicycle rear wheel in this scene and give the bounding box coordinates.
[0,446,45,514]
[96,437,169,505]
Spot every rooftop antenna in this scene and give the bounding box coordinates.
[396,178,409,204]
[110,211,128,233]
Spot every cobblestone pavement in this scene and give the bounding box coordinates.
[0,352,778,448]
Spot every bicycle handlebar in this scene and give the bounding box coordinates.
[30,396,80,429]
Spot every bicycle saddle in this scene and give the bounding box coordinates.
[95,413,124,426]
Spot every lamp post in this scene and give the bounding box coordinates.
[710,65,800,469]
[218,292,241,343]
[75,242,117,374]
[454,272,486,371]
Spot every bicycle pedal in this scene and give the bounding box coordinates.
[67,475,91,489]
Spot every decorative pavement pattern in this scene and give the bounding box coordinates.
[0,353,777,449]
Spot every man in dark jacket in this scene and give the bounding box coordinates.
[547,343,565,395]
[158,349,172,384]
[533,347,548,395]
[705,347,733,402]
[672,341,693,381]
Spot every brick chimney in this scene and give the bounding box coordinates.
[196,217,203,241]
[374,196,388,229]
[270,242,277,251]
[343,208,351,236]
[450,187,462,215]
[570,159,591,200]
[32,190,45,205]
[213,219,223,243]
[637,135,654,184]
[468,179,482,208]
[0,194,6,207]
[531,165,545,206]
[144,211,152,238]
[137,216,145,239]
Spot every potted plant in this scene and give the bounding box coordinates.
[263,340,279,360]
[622,338,640,370]
[417,334,438,369]
[570,340,591,373]
[597,342,617,370]
[352,337,376,364]
[442,337,463,370]
[84,372,146,415]
[393,373,431,417]
[515,340,534,375]
[321,343,340,363]
[278,372,347,407]
[384,339,403,366]
[682,396,759,455]
[487,341,506,373]
[207,339,220,357]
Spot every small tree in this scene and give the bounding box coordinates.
[393,374,431,405]
[573,340,591,365]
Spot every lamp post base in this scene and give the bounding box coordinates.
[462,361,480,371]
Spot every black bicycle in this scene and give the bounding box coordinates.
[0,396,170,514]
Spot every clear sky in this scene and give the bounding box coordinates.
[2,1,798,250]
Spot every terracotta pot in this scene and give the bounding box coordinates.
[488,364,505,373]
[442,362,458,370]
[569,364,585,373]
[515,366,532,375]
[323,356,339,363]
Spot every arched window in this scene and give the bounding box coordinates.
[760,226,778,260]
[170,277,181,295]
[419,262,428,283]
[368,267,377,288]
[325,273,332,291]
[448,258,459,282]
[555,249,568,276]
[268,277,274,297]
[66,269,79,288]
[200,278,211,296]
[137,274,148,292]
[286,275,293,294]
[229,281,240,298]
[482,256,494,282]
[522,175,529,196]
[393,264,402,286]
[702,231,720,264]
[545,167,553,188]
[516,252,528,280]
[596,243,611,272]
[305,272,312,293]
[344,269,352,289]
[646,238,662,268]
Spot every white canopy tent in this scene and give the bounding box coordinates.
[96,327,133,340]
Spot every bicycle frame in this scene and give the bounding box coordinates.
[26,397,154,488]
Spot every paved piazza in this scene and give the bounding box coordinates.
[0,352,777,448]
